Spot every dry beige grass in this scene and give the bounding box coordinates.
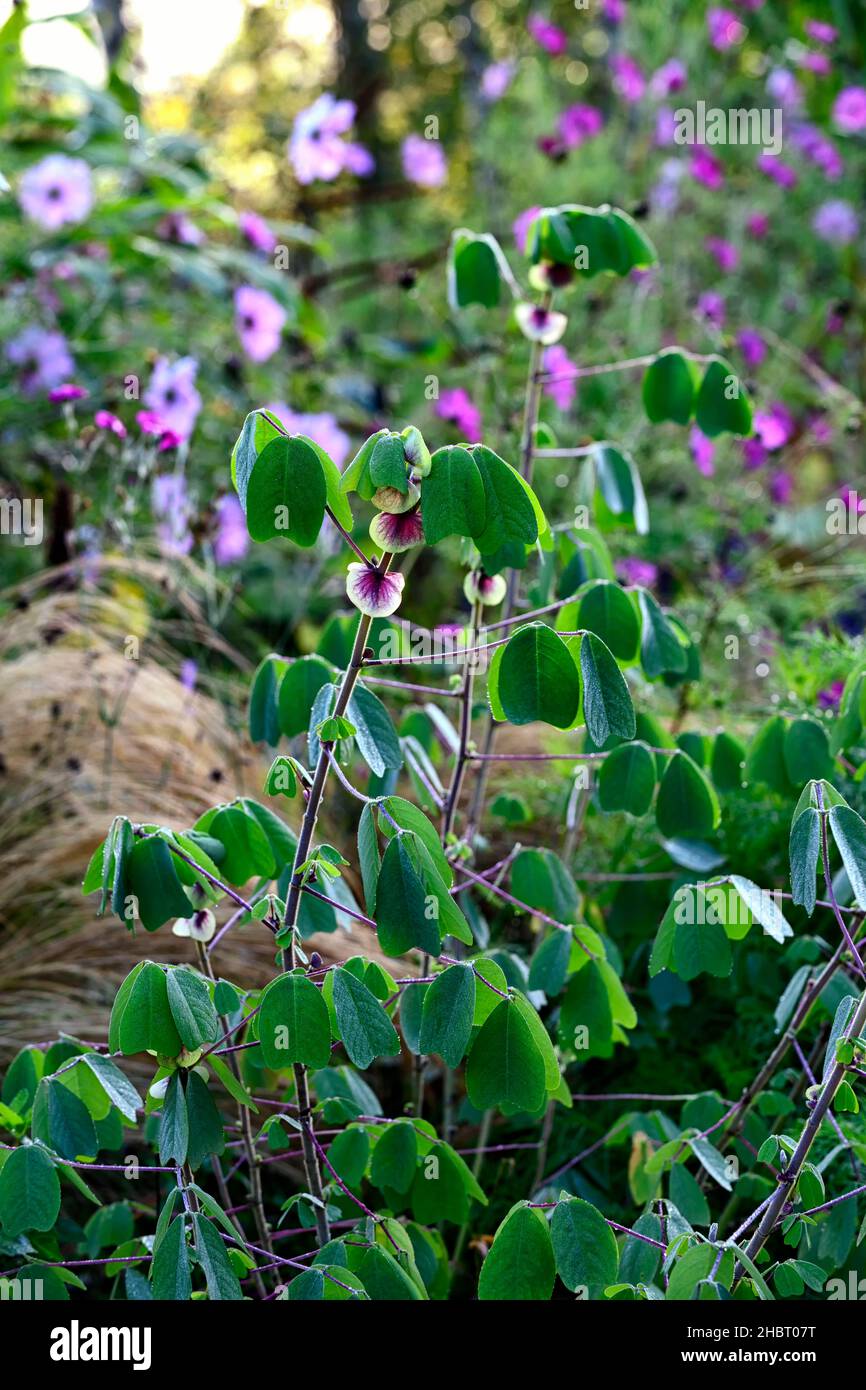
[0,559,399,1061]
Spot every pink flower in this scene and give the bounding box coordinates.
[288,95,374,184]
[705,236,739,272]
[690,428,715,477]
[435,387,481,442]
[737,329,766,369]
[157,212,204,246]
[18,154,93,231]
[513,206,541,253]
[707,8,745,50]
[753,403,795,450]
[401,134,447,188]
[616,557,658,588]
[756,153,798,188]
[94,410,127,438]
[136,410,165,436]
[746,212,769,238]
[805,22,837,45]
[264,404,351,469]
[689,149,725,189]
[346,563,405,616]
[213,495,249,565]
[766,68,802,113]
[791,123,843,178]
[480,62,515,102]
[6,325,74,395]
[696,291,726,328]
[611,54,645,104]
[240,211,277,254]
[603,0,626,21]
[649,59,687,98]
[832,87,866,135]
[557,104,603,148]
[798,50,831,76]
[234,286,286,363]
[527,14,567,56]
[143,358,201,442]
[812,199,858,246]
[48,382,87,403]
[158,430,184,452]
[542,345,578,410]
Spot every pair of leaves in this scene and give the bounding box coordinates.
[490,622,635,743]
[111,962,218,1059]
[232,410,350,544]
[642,349,753,437]
[478,1196,618,1300]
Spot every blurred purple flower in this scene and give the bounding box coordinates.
[805,22,837,45]
[143,358,201,442]
[48,382,87,403]
[746,211,769,238]
[766,68,802,113]
[6,325,74,395]
[542,345,578,411]
[737,328,766,369]
[769,470,793,504]
[180,660,198,692]
[240,211,277,254]
[435,387,482,442]
[798,50,831,76]
[401,134,447,188]
[741,437,767,469]
[18,154,93,231]
[213,495,249,565]
[753,403,795,450]
[817,680,844,710]
[234,286,286,363]
[756,153,798,188]
[558,104,603,148]
[611,54,645,104]
[696,291,726,327]
[832,87,866,134]
[481,62,515,102]
[136,410,165,436]
[603,0,626,20]
[152,473,194,557]
[707,8,746,50]
[690,149,725,189]
[264,403,351,469]
[288,95,374,184]
[690,427,715,477]
[654,107,677,146]
[527,14,567,56]
[513,206,541,253]
[616,556,658,587]
[705,236,739,272]
[791,123,843,178]
[812,199,858,245]
[649,59,687,98]
[809,414,833,445]
[157,213,204,246]
[94,410,127,438]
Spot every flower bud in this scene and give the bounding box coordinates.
[464,570,507,606]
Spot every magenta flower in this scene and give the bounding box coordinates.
[264,403,351,469]
[817,680,844,710]
[18,154,93,231]
[769,470,793,504]
[753,403,795,450]
[707,8,745,50]
[649,59,687,98]
[542,345,578,410]
[401,134,447,188]
[464,571,506,606]
[611,54,645,104]
[369,509,424,552]
[152,473,194,557]
[234,286,286,363]
[805,22,837,45]
[94,410,127,438]
[791,123,843,178]
[813,199,858,245]
[705,236,739,272]
[288,95,374,184]
[616,557,659,588]
[746,212,769,238]
[346,563,405,617]
[143,358,201,442]
[737,329,766,369]
[480,62,515,102]
[157,213,204,246]
[240,211,277,254]
[527,14,567,56]
[756,153,798,188]
[158,430,184,453]
[833,87,866,134]
[741,437,767,469]
[436,387,482,442]
[798,50,831,76]
[696,291,726,328]
[48,382,88,403]
[603,0,626,21]
[689,149,725,190]
[558,104,603,149]
[213,495,250,565]
[136,410,165,436]
[690,428,715,477]
[6,325,74,395]
[513,206,541,253]
[809,415,833,445]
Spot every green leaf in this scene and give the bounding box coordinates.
[418,964,475,1067]
[466,998,547,1113]
[528,931,572,995]
[185,1072,226,1170]
[694,357,753,438]
[341,430,389,501]
[376,834,440,958]
[370,1122,418,1194]
[0,1145,60,1237]
[478,1202,555,1300]
[158,1073,189,1166]
[790,807,821,917]
[448,229,509,309]
[126,836,191,932]
[558,962,615,1058]
[784,719,833,787]
[577,580,640,661]
[497,623,581,728]
[199,804,274,884]
[347,684,403,777]
[746,715,793,794]
[118,962,182,1057]
[580,632,636,745]
[332,968,400,1069]
[166,969,219,1051]
[296,432,353,531]
[579,443,648,535]
[231,408,285,507]
[656,752,720,839]
[598,740,655,815]
[551,1196,619,1296]
[670,1165,711,1226]
[422,446,485,544]
[257,972,332,1070]
[244,435,327,545]
[511,848,579,921]
[410,1142,484,1225]
[829,805,866,910]
[358,1244,425,1300]
[278,656,334,738]
[151,1214,191,1301]
[470,445,539,560]
[369,433,409,492]
[248,654,288,746]
[711,731,745,791]
[327,1127,370,1187]
[642,348,699,425]
[357,803,380,914]
[80,1054,142,1125]
[193,1213,243,1300]
[636,588,689,678]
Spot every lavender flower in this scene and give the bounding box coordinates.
[240,211,277,254]
[690,427,715,477]
[152,472,194,557]
[18,154,93,230]
[650,59,687,99]
[6,325,74,395]
[401,135,447,188]
[812,199,858,246]
[288,95,374,184]
[737,329,766,369]
[513,206,542,253]
[213,494,249,565]
[143,357,201,442]
[264,403,351,469]
[753,403,795,450]
[234,286,286,363]
[480,63,515,102]
[707,8,745,50]
[48,382,88,403]
[611,55,645,104]
[557,104,603,149]
[542,345,578,410]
